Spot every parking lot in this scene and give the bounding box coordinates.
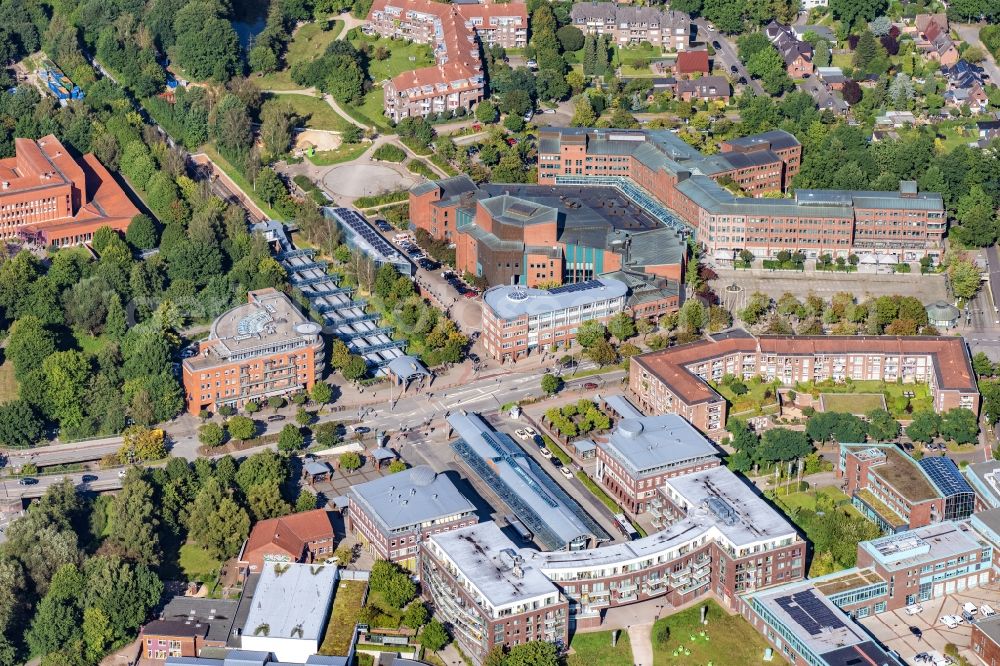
[859,583,1000,664]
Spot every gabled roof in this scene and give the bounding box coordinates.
[242,509,334,560]
[675,50,709,74]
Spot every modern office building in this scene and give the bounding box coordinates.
[742,580,903,666]
[535,127,945,262]
[839,443,975,532]
[346,465,478,570]
[855,522,993,608]
[593,412,720,514]
[0,134,139,246]
[524,464,804,627]
[239,563,338,663]
[409,177,686,288]
[448,411,610,550]
[367,0,527,121]
[965,460,1000,510]
[972,614,1000,666]
[181,289,325,415]
[569,3,691,51]
[481,278,628,361]
[422,522,569,664]
[325,207,414,277]
[629,329,979,438]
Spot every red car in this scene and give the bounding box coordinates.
[463,290,477,299]
[506,137,518,146]
[583,382,598,390]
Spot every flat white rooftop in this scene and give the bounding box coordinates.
[242,562,337,642]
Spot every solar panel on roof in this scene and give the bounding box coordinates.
[505,202,540,218]
[919,457,974,497]
[775,590,846,636]
[549,280,603,295]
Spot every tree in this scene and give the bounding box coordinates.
[295,490,318,512]
[973,352,996,378]
[370,560,417,606]
[260,101,295,158]
[575,320,607,348]
[172,1,240,81]
[278,424,305,452]
[311,382,333,405]
[83,555,162,646]
[247,481,292,521]
[949,258,981,300]
[388,459,407,473]
[557,25,585,52]
[6,316,57,382]
[475,100,499,123]
[906,410,941,444]
[570,95,598,127]
[403,602,429,629]
[759,428,812,463]
[235,450,287,495]
[43,351,91,433]
[679,299,705,335]
[814,40,830,68]
[939,408,978,445]
[831,0,887,29]
[339,451,362,471]
[608,312,637,341]
[866,409,900,441]
[342,355,368,381]
[0,400,43,448]
[505,641,560,666]
[108,476,160,566]
[540,373,564,395]
[842,80,863,105]
[420,619,450,652]
[26,563,84,656]
[227,415,256,442]
[198,422,225,448]
[586,339,619,366]
[116,426,167,464]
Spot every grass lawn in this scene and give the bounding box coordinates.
[935,123,977,152]
[0,357,18,402]
[307,141,369,166]
[831,52,852,68]
[772,486,865,551]
[796,380,931,417]
[567,630,632,666]
[613,43,664,67]
[320,579,367,655]
[651,600,783,665]
[255,19,345,90]
[773,486,851,513]
[263,93,353,132]
[712,379,780,415]
[179,542,221,582]
[820,393,886,415]
[353,35,435,83]
[344,89,392,131]
[73,330,111,356]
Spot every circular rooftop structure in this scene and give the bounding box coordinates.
[295,322,322,335]
[618,418,644,439]
[507,289,529,301]
[926,301,960,326]
[410,465,436,486]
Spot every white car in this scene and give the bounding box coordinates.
[514,429,529,440]
[963,602,979,616]
[559,466,573,480]
[540,447,552,459]
[939,615,962,629]
[524,426,538,437]
[118,469,128,478]
[981,604,996,617]
[905,604,924,615]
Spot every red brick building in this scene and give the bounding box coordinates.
[238,509,335,575]
[367,0,527,121]
[535,127,945,263]
[0,135,139,247]
[182,289,325,415]
[140,597,238,662]
[973,614,1000,666]
[629,330,979,439]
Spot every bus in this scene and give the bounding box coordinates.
[614,513,640,541]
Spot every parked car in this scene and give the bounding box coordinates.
[963,602,978,616]
[118,469,129,478]
[540,447,552,459]
[352,425,371,434]
[441,270,456,279]
[738,77,747,85]
[583,382,599,390]
[375,220,393,231]
[515,429,530,440]
[81,474,98,483]
[543,108,556,114]
[730,65,738,73]
[559,466,573,480]
[962,610,975,623]
[909,626,923,640]
[526,59,537,68]
[981,604,997,617]
[939,615,961,629]
[905,604,924,615]
[267,414,286,422]
[524,426,537,437]
[712,40,721,49]
[463,290,477,298]
[468,353,481,365]
[914,653,931,663]
[17,477,38,486]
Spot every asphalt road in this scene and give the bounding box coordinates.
[692,19,764,96]
[1,468,123,501]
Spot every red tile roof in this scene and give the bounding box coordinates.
[242,509,335,562]
[634,332,977,406]
[675,50,710,74]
